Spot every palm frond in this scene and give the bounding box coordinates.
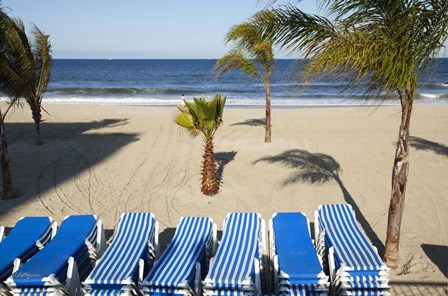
[214,50,261,80]
[32,25,52,103]
[175,94,226,139]
[251,6,336,57]
[226,23,263,51]
[252,1,448,98]
[175,111,199,135]
[217,19,275,86]
[0,14,36,101]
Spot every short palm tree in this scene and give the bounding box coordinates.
[215,23,275,143]
[252,1,448,268]
[0,15,52,145]
[175,94,226,196]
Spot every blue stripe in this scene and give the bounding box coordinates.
[319,204,384,271]
[207,212,261,289]
[86,213,155,286]
[143,217,213,290]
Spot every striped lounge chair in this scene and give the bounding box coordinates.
[202,212,266,296]
[140,216,216,296]
[83,212,158,296]
[270,212,329,296]
[315,204,390,296]
[5,215,103,296]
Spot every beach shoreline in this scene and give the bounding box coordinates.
[0,103,446,291]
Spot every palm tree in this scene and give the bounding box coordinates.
[0,15,52,145]
[0,104,17,199]
[252,1,448,268]
[175,94,226,196]
[215,23,275,143]
[0,10,19,199]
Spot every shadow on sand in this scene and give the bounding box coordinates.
[255,149,385,256]
[215,151,238,188]
[421,244,448,278]
[230,118,265,127]
[411,136,448,157]
[389,281,448,295]
[0,119,138,219]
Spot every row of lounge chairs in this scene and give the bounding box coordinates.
[0,204,389,296]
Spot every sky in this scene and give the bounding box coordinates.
[2,1,447,59]
[1,0,319,59]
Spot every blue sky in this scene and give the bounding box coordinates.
[2,1,447,59]
[2,0,318,59]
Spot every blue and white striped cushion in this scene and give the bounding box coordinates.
[143,217,213,288]
[318,204,384,271]
[339,289,389,296]
[13,286,68,295]
[205,290,254,296]
[87,288,138,296]
[287,285,306,296]
[207,212,261,289]
[86,213,156,286]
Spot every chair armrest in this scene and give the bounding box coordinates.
[13,258,22,273]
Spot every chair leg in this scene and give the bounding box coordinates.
[273,255,279,294]
[66,256,82,296]
[254,258,261,295]
[0,226,4,242]
[195,261,201,296]
[328,246,335,282]
[138,258,145,283]
[154,220,160,259]
[96,220,106,256]
[314,210,320,248]
[268,217,274,294]
[212,223,218,256]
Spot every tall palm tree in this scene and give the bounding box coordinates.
[0,10,19,199]
[175,94,226,196]
[0,15,52,145]
[252,1,448,268]
[0,104,17,200]
[215,23,275,143]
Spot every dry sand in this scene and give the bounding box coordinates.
[0,103,447,294]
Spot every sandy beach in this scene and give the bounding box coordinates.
[0,103,447,293]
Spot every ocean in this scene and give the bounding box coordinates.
[9,59,448,106]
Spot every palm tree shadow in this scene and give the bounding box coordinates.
[230,118,265,127]
[255,149,385,255]
[411,136,448,157]
[215,151,238,188]
[0,118,138,216]
[88,119,129,130]
[421,244,448,277]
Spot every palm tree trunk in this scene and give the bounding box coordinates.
[201,137,218,196]
[0,110,14,200]
[34,121,42,145]
[264,79,272,143]
[30,100,43,145]
[384,88,413,268]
